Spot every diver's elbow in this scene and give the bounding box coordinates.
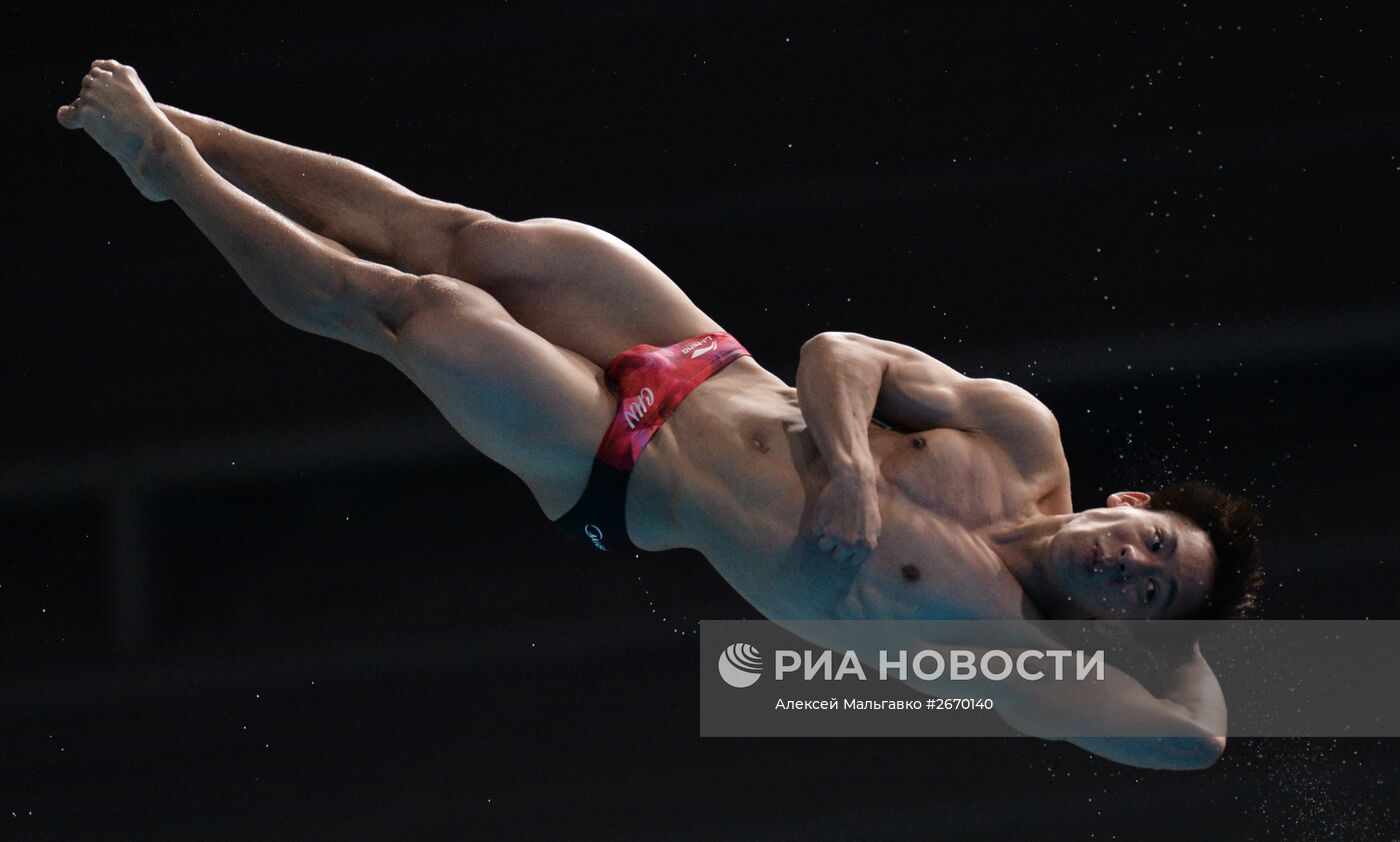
[1166,735,1227,771]
[1197,734,1228,768]
[1069,733,1228,771]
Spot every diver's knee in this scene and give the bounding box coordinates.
[391,199,495,275]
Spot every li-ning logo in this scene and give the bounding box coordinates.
[717,643,763,688]
[622,387,655,430]
[681,336,717,358]
[583,523,606,551]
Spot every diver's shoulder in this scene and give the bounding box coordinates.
[959,379,1067,480]
[961,377,1060,430]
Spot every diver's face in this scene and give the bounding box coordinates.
[1048,492,1216,619]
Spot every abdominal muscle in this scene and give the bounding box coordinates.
[625,358,1032,622]
[622,359,837,614]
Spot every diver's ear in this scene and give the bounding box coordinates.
[1106,491,1151,508]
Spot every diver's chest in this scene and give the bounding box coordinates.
[875,428,1022,526]
[841,508,1022,620]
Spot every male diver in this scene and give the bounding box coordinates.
[57,61,1261,770]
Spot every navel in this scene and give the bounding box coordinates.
[912,437,926,450]
[750,436,770,454]
[901,564,921,582]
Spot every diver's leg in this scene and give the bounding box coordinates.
[160,106,727,366]
[159,104,480,272]
[62,63,612,517]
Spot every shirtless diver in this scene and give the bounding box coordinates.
[57,61,1262,771]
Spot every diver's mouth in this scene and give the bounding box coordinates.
[1087,541,1104,575]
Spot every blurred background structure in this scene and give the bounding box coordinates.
[4,3,1398,838]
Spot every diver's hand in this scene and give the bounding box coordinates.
[811,465,881,564]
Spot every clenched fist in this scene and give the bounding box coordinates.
[810,466,881,565]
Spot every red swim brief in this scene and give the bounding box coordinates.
[553,331,751,553]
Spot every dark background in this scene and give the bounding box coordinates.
[5,2,1399,839]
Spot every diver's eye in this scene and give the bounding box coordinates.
[1150,531,1164,553]
[1143,579,1159,605]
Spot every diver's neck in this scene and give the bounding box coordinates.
[987,511,1078,618]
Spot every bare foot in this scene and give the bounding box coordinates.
[56,60,188,202]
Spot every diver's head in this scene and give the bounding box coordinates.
[1046,481,1262,620]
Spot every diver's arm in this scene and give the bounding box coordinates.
[1155,644,1228,738]
[1085,646,1229,769]
[798,332,1057,438]
[795,331,988,560]
[796,332,889,480]
[798,332,969,435]
[795,333,889,561]
[885,631,1226,771]
[1066,731,1226,770]
[799,332,1062,481]
[992,651,1227,771]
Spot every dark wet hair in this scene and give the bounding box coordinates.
[1147,480,1263,619]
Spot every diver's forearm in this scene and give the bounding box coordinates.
[796,334,882,479]
[984,651,1226,770]
[1158,650,1228,737]
[158,104,421,265]
[1072,734,1226,771]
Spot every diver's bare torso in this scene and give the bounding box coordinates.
[624,355,1073,623]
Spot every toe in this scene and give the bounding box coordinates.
[56,99,85,129]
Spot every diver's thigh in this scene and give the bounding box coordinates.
[389,276,615,517]
[448,217,726,366]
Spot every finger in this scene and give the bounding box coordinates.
[831,544,853,563]
[94,59,123,71]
